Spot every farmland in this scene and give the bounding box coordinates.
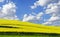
[0,19,60,34]
[0,19,60,37]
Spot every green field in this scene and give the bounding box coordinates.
[0,35,60,37]
[0,32,60,37]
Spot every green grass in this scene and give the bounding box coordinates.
[20,33,60,37]
[0,34,60,37]
[0,32,60,37]
[0,35,19,37]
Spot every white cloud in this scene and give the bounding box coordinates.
[31,5,36,9]
[22,14,35,22]
[48,16,59,22]
[36,0,52,6]
[0,1,19,20]
[46,3,60,14]
[31,0,53,9]
[31,0,59,9]
[2,2,16,14]
[36,12,43,20]
[30,0,60,25]
[0,0,4,2]
[22,12,44,22]
[43,1,60,25]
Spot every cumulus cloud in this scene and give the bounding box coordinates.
[0,1,19,20]
[43,1,60,25]
[46,2,60,14]
[31,0,51,9]
[22,14,35,22]
[22,12,44,22]
[31,0,59,9]
[0,0,4,2]
[30,0,60,26]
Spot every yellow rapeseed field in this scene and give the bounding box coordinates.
[0,19,60,34]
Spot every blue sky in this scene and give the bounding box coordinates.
[15,0,37,20]
[12,0,43,20]
[12,0,46,22]
[12,0,50,23]
[0,0,60,26]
